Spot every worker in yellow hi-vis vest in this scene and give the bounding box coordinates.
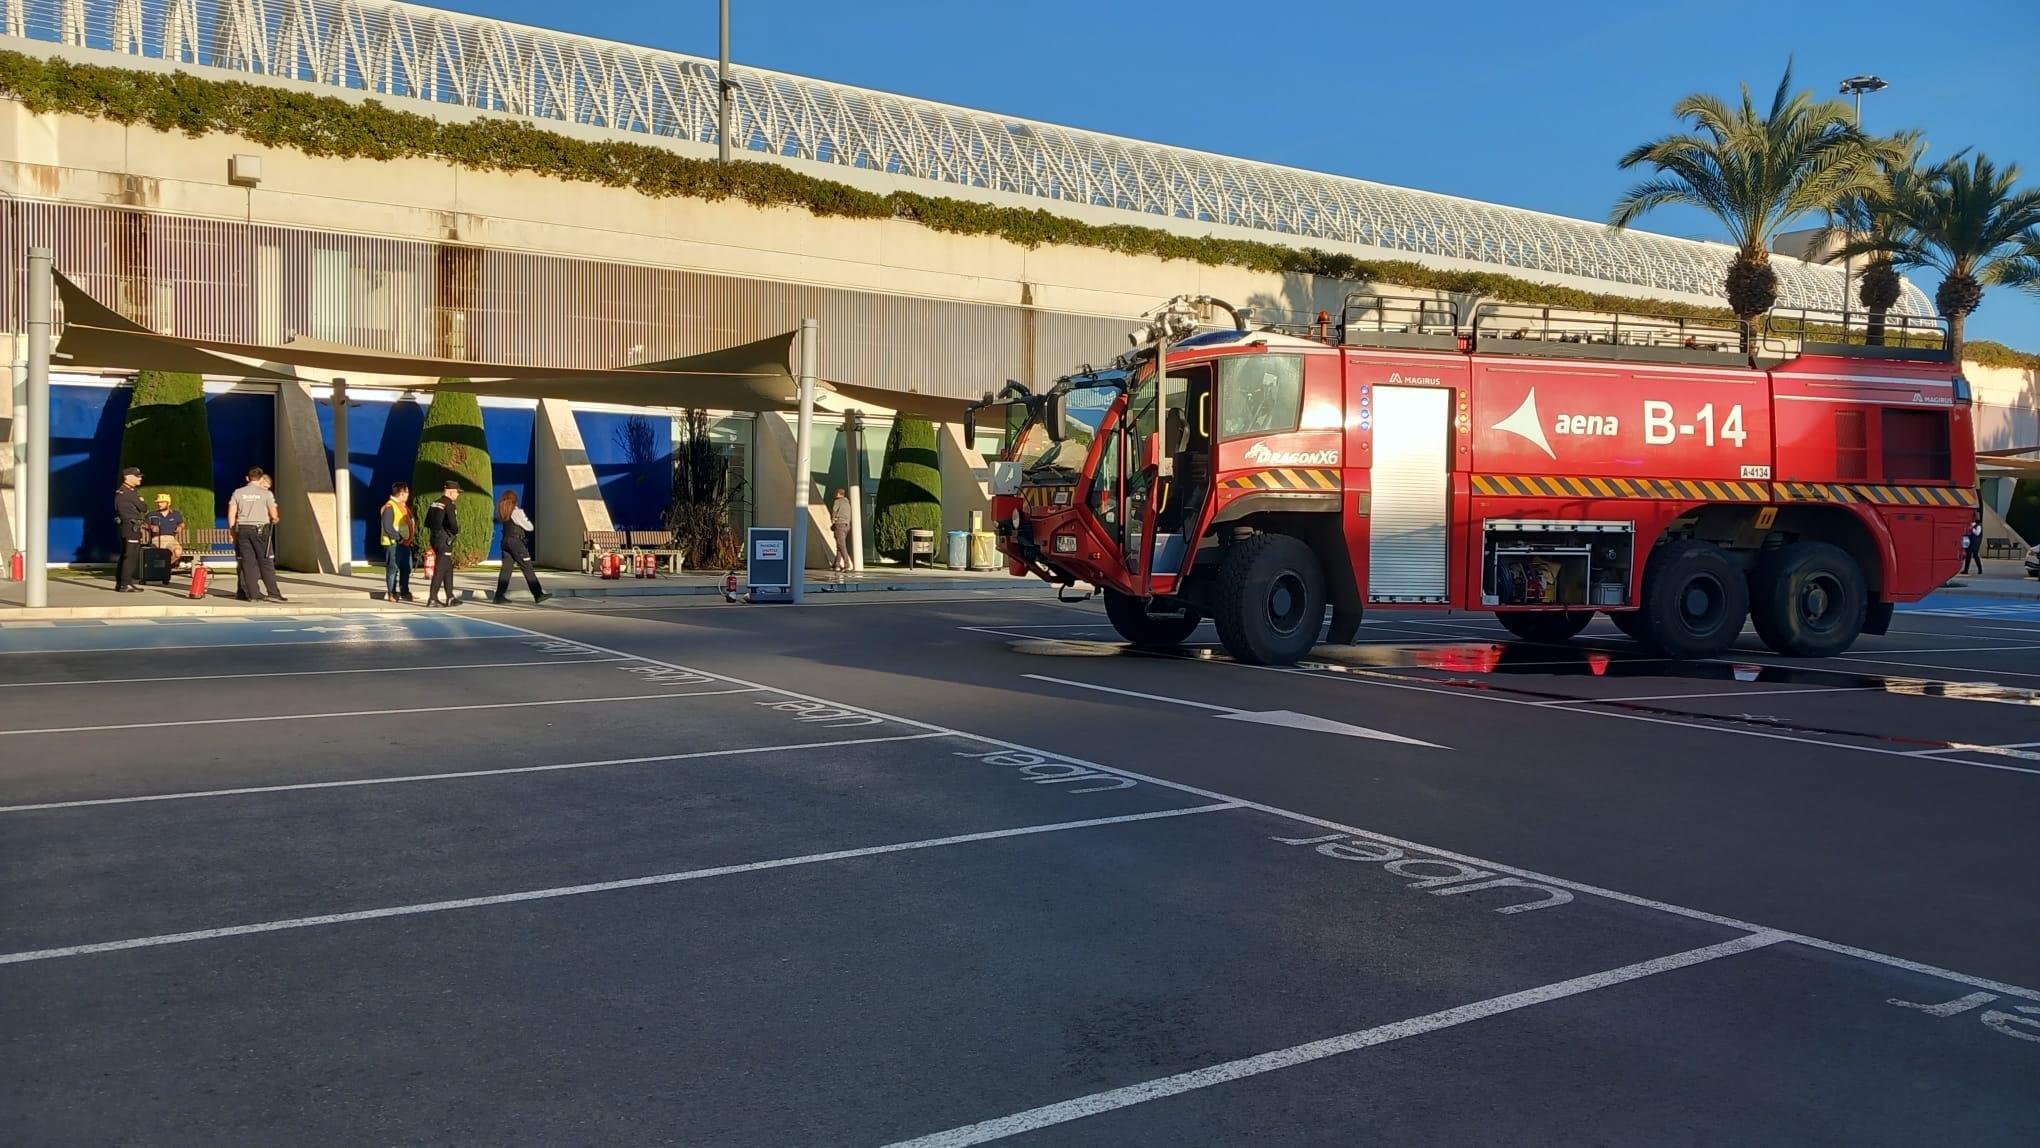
[379,481,417,603]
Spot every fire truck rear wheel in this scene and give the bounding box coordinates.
[1749,541,1867,657]
[1214,533,1326,665]
[1102,588,1203,649]
[1495,610,1593,643]
[1637,541,1749,659]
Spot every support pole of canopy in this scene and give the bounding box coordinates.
[24,247,50,608]
[792,317,816,603]
[332,378,351,577]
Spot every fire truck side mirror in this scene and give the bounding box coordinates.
[1044,393,1069,443]
[962,407,977,441]
[1141,433,1164,473]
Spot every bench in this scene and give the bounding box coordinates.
[582,530,685,574]
[1984,537,2021,560]
[184,527,235,563]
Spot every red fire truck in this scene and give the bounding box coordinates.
[974,294,1978,665]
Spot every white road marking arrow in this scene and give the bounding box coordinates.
[1023,674,1446,748]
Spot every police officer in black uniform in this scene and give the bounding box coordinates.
[424,480,462,607]
[112,466,148,592]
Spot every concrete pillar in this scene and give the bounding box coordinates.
[272,380,337,573]
[937,421,993,539]
[4,333,22,563]
[24,247,50,607]
[533,398,612,570]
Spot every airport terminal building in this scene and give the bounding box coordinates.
[0,0,2024,569]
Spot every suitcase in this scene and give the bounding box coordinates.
[141,545,174,585]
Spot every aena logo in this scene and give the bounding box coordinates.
[1245,441,1340,466]
[1490,389,1618,460]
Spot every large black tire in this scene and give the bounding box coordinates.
[1495,610,1593,643]
[1102,588,1202,649]
[1634,541,1749,659]
[1213,534,1326,665]
[1606,610,1651,642]
[1748,541,1867,657]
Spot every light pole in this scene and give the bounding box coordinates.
[1837,75,1889,319]
[717,0,733,164]
[1839,74,1888,128]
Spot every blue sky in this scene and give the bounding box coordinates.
[452,0,2040,350]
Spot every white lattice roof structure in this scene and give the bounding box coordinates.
[0,0,1931,316]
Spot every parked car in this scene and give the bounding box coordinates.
[2026,544,2039,579]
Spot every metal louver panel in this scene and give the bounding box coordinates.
[1367,386,1451,602]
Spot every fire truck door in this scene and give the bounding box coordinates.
[1367,386,1452,602]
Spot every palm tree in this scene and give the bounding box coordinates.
[1998,230,2040,300]
[1835,152,2040,363]
[1814,132,1928,346]
[1610,64,1891,345]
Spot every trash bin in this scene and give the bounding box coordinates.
[946,530,970,570]
[907,528,936,570]
[969,531,998,570]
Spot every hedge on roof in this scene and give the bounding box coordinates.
[2,49,2033,362]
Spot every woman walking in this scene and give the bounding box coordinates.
[494,490,552,604]
[830,488,854,574]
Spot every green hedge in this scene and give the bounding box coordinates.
[118,369,213,533]
[410,384,494,567]
[1963,341,2040,371]
[872,417,943,561]
[4,50,2032,362]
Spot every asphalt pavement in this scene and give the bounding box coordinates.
[2,592,2036,1145]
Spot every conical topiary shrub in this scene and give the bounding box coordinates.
[119,370,214,532]
[411,383,495,566]
[871,416,942,562]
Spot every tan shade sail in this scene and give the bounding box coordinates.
[52,270,977,418]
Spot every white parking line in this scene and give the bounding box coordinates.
[0,688,761,737]
[0,733,949,813]
[0,657,630,690]
[884,931,1789,1147]
[1906,741,2040,763]
[479,615,2040,1006]
[0,633,523,656]
[1286,660,2040,779]
[0,804,1241,965]
[1535,685,1883,706]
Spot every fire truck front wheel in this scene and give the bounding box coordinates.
[1214,533,1326,665]
[1637,541,1749,659]
[1749,541,1867,657]
[1102,588,1203,649]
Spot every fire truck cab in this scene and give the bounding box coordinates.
[976,294,1978,665]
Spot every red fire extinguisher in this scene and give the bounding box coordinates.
[723,570,741,603]
[187,558,209,599]
[7,550,21,581]
[423,546,438,585]
[636,552,655,579]
[600,551,622,580]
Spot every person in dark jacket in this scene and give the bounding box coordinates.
[423,480,462,607]
[112,466,148,592]
[492,490,551,604]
